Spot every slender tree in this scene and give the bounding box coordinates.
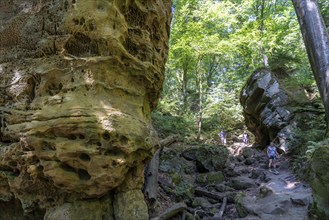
[292,0,329,132]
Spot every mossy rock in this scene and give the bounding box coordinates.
[44,195,113,220]
[196,171,225,185]
[234,192,248,218]
[310,144,329,219]
[174,182,195,201]
[192,197,212,208]
[171,172,182,185]
[114,190,149,220]
[184,145,228,172]
[159,149,182,173]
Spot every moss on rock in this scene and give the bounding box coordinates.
[310,144,329,219]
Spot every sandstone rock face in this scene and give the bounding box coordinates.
[0,0,171,218]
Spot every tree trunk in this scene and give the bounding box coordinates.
[144,149,161,204]
[150,202,187,220]
[259,42,270,69]
[144,135,178,204]
[258,0,270,69]
[183,66,188,110]
[292,0,329,131]
[197,66,203,142]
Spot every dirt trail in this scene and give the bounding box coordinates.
[230,142,313,220]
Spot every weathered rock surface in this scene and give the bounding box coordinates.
[240,69,325,152]
[240,69,328,218]
[240,69,294,150]
[309,144,329,218]
[0,0,171,218]
[155,142,313,220]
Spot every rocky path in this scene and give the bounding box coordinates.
[154,140,314,220]
[226,143,313,220]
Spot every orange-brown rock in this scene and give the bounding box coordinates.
[0,0,171,218]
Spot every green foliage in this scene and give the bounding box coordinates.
[284,66,316,90]
[318,0,329,26]
[235,192,248,218]
[289,112,326,179]
[155,0,314,141]
[174,182,195,201]
[305,141,322,160]
[151,110,194,139]
[202,85,244,137]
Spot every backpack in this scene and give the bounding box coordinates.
[268,146,276,156]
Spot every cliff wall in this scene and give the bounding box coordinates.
[0,1,171,219]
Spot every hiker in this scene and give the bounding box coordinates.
[267,142,279,173]
[219,129,226,145]
[243,131,249,144]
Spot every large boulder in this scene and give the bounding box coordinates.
[240,69,324,151]
[0,0,171,218]
[240,69,294,150]
[182,145,229,172]
[240,68,328,218]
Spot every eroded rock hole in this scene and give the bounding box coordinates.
[75,32,90,43]
[111,160,118,167]
[0,165,14,172]
[104,147,125,157]
[37,165,44,172]
[78,169,91,181]
[88,22,96,31]
[2,140,13,144]
[8,161,17,167]
[68,134,76,140]
[125,5,146,27]
[79,153,90,162]
[60,162,76,173]
[64,32,98,56]
[73,18,79,25]
[120,136,128,145]
[102,132,110,140]
[79,17,85,25]
[42,142,56,151]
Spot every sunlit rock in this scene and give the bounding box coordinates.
[0,0,171,218]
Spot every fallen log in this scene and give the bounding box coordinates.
[195,187,223,202]
[160,134,179,148]
[150,202,187,220]
[215,196,227,219]
[144,149,161,203]
[144,135,178,203]
[157,176,177,199]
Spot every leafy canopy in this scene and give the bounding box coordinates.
[153,0,315,140]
